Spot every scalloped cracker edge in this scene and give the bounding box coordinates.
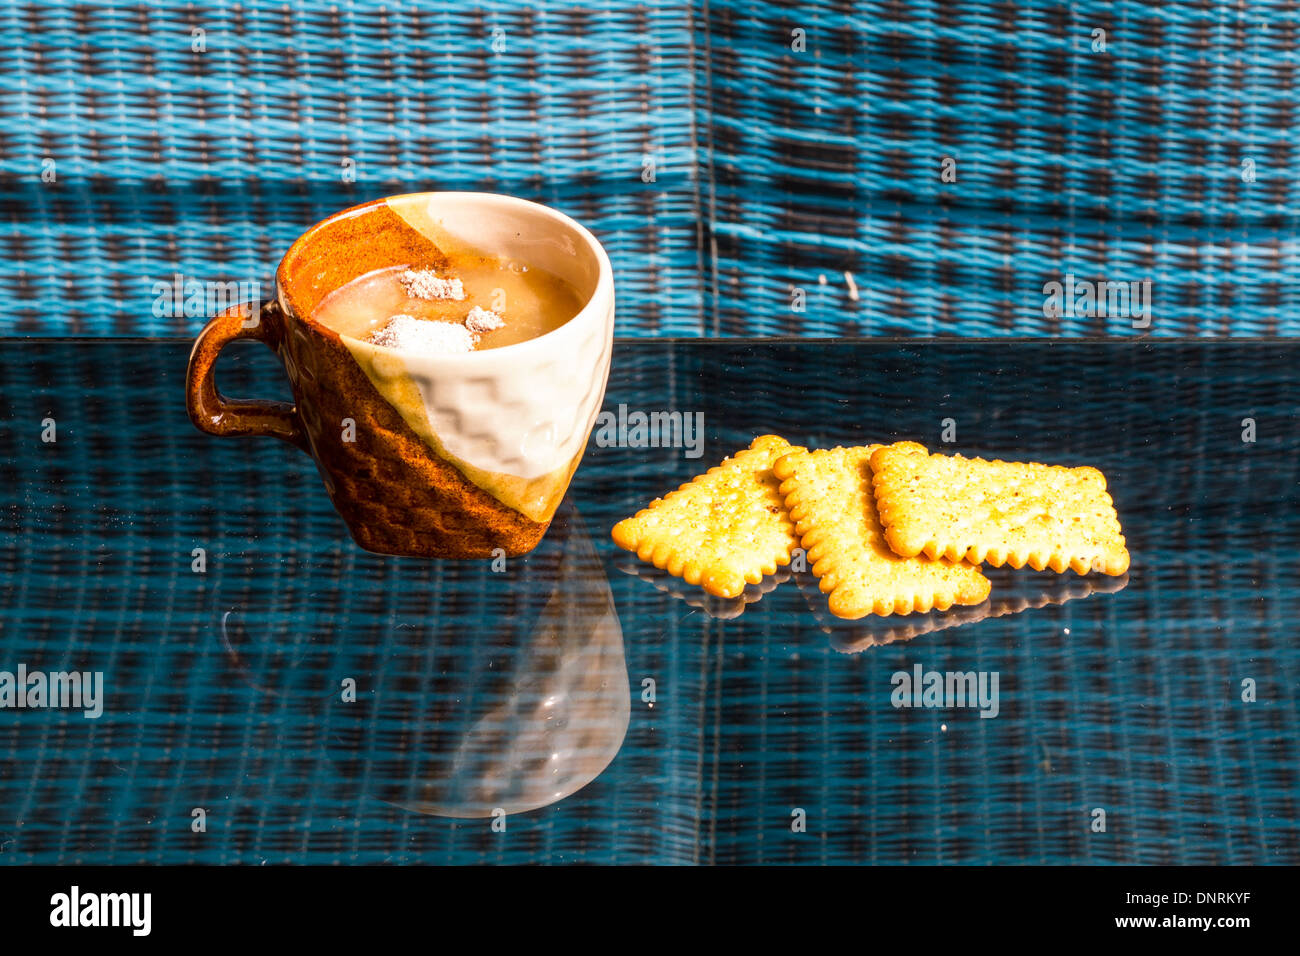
[610,434,800,598]
[870,441,1131,576]
[774,445,991,620]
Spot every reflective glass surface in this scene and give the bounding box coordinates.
[0,340,1296,863]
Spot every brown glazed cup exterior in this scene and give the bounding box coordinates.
[186,193,614,558]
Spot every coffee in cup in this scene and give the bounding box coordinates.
[185,192,614,559]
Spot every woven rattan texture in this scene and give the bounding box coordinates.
[699,0,1300,335]
[0,1,701,335]
[3,1,1299,335]
[0,341,1295,863]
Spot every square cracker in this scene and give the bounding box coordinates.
[870,441,1130,575]
[773,445,991,619]
[611,434,800,599]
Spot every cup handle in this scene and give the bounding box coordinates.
[186,299,309,452]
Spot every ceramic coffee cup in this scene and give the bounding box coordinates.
[186,192,614,558]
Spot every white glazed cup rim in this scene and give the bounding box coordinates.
[278,191,614,365]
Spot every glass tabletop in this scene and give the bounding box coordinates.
[0,339,1296,864]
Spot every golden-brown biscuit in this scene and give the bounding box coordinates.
[870,441,1130,575]
[611,434,800,598]
[773,445,991,619]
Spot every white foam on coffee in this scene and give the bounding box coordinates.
[464,306,505,333]
[343,194,610,492]
[367,315,476,354]
[399,268,465,301]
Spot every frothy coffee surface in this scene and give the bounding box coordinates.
[312,254,583,352]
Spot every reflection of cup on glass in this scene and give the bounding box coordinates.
[327,505,629,818]
[186,193,615,558]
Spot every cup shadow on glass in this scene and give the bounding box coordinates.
[315,502,630,818]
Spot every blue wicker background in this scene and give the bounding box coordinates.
[701,0,1300,336]
[0,0,702,335]
[1,0,1298,335]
